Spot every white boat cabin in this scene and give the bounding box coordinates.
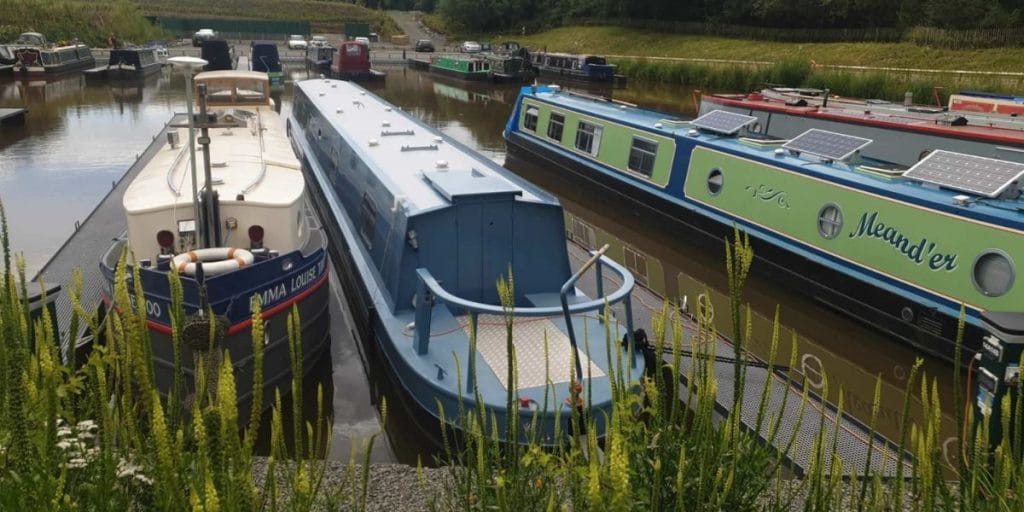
[123,70,306,267]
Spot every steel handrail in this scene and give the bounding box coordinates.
[413,245,638,391]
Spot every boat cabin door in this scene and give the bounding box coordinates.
[455,201,513,303]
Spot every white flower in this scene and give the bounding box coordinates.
[56,440,72,450]
[76,420,97,432]
[65,458,88,469]
[56,427,73,438]
[133,474,153,486]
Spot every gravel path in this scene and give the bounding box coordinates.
[253,458,451,511]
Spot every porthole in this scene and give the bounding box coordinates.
[706,168,724,195]
[817,203,844,239]
[972,250,1015,297]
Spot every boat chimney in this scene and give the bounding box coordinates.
[196,82,221,248]
[904,91,913,106]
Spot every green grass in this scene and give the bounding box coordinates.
[3,191,1024,511]
[501,25,1024,73]
[136,0,401,37]
[0,0,164,47]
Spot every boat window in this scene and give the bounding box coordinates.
[40,52,53,66]
[575,121,602,156]
[623,246,649,286]
[523,106,539,132]
[817,204,843,239]
[345,44,362,57]
[547,112,565,141]
[628,137,658,177]
[568,214,596,250]
[360,193,377,249]
[973,250,1014,297]
[706,168,724,195]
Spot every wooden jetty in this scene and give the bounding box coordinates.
[0,108,28,126]
[568,242,911,478]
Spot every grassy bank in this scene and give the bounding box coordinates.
[0,0,163,47]
[508,26,1024,72]
[136,0,401,37]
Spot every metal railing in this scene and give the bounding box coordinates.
[412,244,637,392]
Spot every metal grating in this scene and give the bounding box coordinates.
[904,149,1024,198]
[691,109,758,135]
[782,128,873,162]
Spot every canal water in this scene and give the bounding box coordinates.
[0,63,961,467]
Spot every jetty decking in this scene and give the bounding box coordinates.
[567,243,911,478]
[0,107,27,126]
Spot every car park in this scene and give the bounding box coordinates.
[287,35,307,50]
[460,41,481,53]
[192,28,216,47]
[415,39,435,52]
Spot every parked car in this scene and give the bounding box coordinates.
[415,39,435,52]
[460,41,481,53]
[192,28,216,47]
[287,35,307,50]
[310,35,328,48]
[354,36,370,45]
[479,41,493,52]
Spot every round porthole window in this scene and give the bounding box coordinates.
[817,203,844,239]
[707,168,724,195]
[972,250,1015,297]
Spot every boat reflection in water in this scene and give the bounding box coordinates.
[504,152,962,465]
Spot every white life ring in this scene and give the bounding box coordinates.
[172,247,255,276]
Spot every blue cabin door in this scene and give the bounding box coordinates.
[456,201,514,303]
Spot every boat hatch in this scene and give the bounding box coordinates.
[422,169,522,203]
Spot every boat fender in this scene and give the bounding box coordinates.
[173,247,254,276]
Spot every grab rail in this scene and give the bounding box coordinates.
[165,144,190,196]
[413,244,637,392]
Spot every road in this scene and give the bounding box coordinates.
[387,10,449,50]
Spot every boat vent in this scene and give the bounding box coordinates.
[657,118,689,129]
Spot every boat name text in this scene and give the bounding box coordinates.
[848,212,957,271]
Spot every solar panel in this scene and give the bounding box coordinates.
[903,150,1024,198]
[691,110,757,135]
[781,128,872,162]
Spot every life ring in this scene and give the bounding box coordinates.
[172,247,254,276]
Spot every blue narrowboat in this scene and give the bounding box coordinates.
[250,41,283,91]
[290,78,645,444]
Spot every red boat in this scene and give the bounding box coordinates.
[330,40,385,81]
[701,88,1024,167]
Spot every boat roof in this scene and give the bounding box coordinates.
[195,70,267,82]
[526,86,1024,228]
[298,78,549,215]
[124,106,302,214]
[704,93,1024,146]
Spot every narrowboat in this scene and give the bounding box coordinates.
[250,41,283,91]
[483,41,535,82]
[289,78,644,444]
[505,84,1024,364]
[8,32,94,76]
[330,41,385,81]
[702,88,1024,167]
[100,69,330,418]
[306,45,336,74]
[201,40,235,71]
[429,55,491,81]
[530,52,616,83]
[92,47,162,80]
